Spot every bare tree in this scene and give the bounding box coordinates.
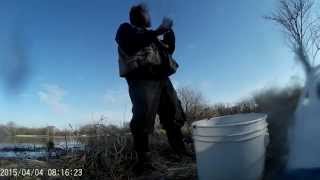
[266,0,320,72]
[177,87,215,125]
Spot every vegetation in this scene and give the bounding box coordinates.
[265,0,320,70]
[254,85,302,180]
[0,84,303,179]
[0,123,78,137]
[58,84,301,179]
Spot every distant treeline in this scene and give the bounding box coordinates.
[0,123,73,136]
[0,122,123,137]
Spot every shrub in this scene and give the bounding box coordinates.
[253,86,302,179]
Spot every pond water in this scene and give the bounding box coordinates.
[0,136,83,159]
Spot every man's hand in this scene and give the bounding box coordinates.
[161,17,173,29]
[155,17,173,35]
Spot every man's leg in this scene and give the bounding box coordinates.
[127,79,161,163]
[158,78,187,156]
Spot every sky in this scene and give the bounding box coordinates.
[0,0,308,128]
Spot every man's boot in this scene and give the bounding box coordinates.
[132,151,156,176]
[131,133,156,176]
[166,126,193,159]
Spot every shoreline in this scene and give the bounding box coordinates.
[15,135,68,138]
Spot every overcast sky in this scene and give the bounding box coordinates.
[0,0,307,128]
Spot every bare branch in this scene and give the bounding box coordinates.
[266,0,320,73]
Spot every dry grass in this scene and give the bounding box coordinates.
[60,122,196,180]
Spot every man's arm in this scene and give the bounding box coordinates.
[116,23,168,55]
[162,29,175,54]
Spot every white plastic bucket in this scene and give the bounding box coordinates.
[192,113,269,180]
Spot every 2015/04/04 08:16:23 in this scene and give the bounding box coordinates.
[0,168,83,177]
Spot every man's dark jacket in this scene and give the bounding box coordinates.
[115,23,175,79]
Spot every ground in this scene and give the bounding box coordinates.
[0,138,197,180]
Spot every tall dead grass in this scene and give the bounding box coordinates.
[61,85,301,180]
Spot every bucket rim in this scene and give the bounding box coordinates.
[193,128,268,143]
[192,123,268,138]
[192,113,267,128]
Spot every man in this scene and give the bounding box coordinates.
[115,4,188,174]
